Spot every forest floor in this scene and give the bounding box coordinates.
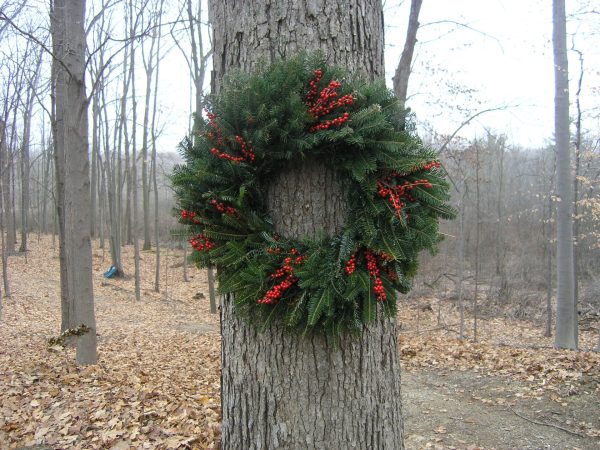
[0,235,599,450]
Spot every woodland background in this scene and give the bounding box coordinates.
[0,0,598,341]
[0,0,599,448]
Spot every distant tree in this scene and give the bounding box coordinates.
[393,0,423,109]
[553,0,577,349]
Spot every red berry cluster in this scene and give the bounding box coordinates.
[365,250,386,301]
[190,234,215,252]
[210,147,244,163]
[423,160,441,171]
[379,251,393,262]
[205,110,255,164]
[306,69,324,103]
[180,209,202,225]
[305,69,353,132]
[205,110,225,146]
[310,113,351,132]
[211,198,238,217]
[259,249,306,305]
[345,251,358,275]
[235,135,256,163]
[377,176,433,217]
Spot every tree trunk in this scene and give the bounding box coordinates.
[209,1,403,448]
[129,0,141,301]
[392,0,422,109]
[494,136,507,299]
[545,185,553,338]
[2,114,15,254]
[42,138,52,234]
[141,30,155,252]
[474,142,480,342]
[19,50,42,253]
[115,25,131,275]
[0,120,11,298]
[552,0,576,349]
[207,265,216,313]
[51,4,72,332]
[90,94,99,238]
[102,83,124,275]
[572,48,584,345]
[51,0,97,364]
[151,0,165,292]
[458,186,466,340]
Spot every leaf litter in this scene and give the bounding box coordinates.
[0,236,598,449]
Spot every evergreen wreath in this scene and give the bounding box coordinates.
[172,54,455,340]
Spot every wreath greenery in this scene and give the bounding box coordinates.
[172,54,455,340]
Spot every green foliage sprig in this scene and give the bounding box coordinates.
[172,54,455,340]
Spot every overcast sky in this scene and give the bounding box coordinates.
[157,0,600,153]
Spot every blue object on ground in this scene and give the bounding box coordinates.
[103,266,117,278]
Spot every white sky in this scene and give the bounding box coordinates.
[156,0,600,153]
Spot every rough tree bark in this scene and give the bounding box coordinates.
[51,0,97,364]
[552,0,576,349]
[209,1,403,448]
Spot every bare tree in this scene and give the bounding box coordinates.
[128,0,142,301]
[51,0,97,364]
[18,45,43,253]
[150,0,165,291]
[553,0,577,349]
[393,0,423,110]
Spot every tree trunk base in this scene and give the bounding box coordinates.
[220,295,404,449]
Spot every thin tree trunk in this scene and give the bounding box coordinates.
[129,0,141,301]
[392,0,423,110]
[3,113,15,254]
[19,50,42,253]
[42,135,52,234]
[0,120,11,298]
[572,48,584,345]
[10,154,16,250]
[141,22,156,252]
[545,188,553,338]
[474,142,480,343]
[207,265,216,314]
[98,152,106,250]
[495,137,507,298]
[102,83,124,275]
[553,0,576,349]
[210,1,403,448]
[151,0,164,291]
[121,5,134,248]
[182,242,188,282]
[458,187,466,340]
[116,25,131,273]
[90,94,99,238]
[51,8,72,332]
